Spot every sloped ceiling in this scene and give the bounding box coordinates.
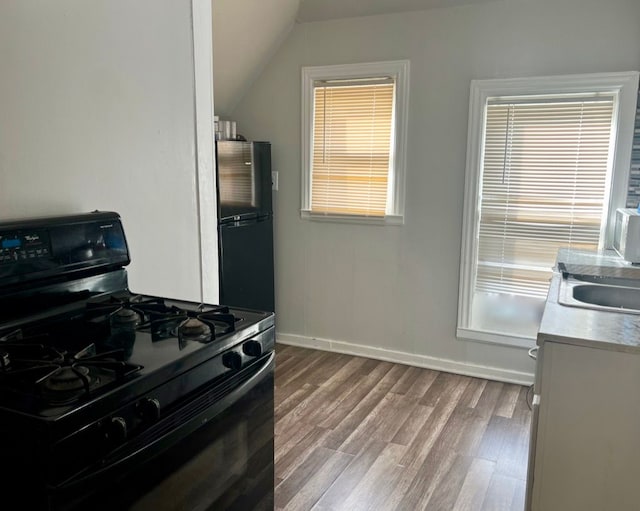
[211,0,299,118]
[212,0,499,116]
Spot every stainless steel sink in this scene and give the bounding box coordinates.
[571,274,640,288]
[573,284,640,309]
[559,276,640,314]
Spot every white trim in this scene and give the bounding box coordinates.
[277,333,534,386]
[458,79,485,330]
[300,209,404,225]
[456,327,536,349]
[191,0,219,304]
[458,71,639,346]
[300,60,410,223]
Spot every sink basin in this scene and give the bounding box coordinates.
[572,284,640,311]
[559,276,640,314]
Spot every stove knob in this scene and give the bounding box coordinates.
[242,340,262,357]
[222,351,242,371]
[137,397,161,422]
[105,416,128,443]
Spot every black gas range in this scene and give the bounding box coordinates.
[0,212,275,510]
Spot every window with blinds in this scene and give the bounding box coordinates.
[458,72,639,345]
[310,79,395,216]
[301,61,409,224]
[476,94,616,298]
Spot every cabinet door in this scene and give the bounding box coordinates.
[531,342,640,511]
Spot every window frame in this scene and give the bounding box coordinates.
[301,60,410,225]
[457,71,639,348]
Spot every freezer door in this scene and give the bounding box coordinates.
[219,216,275,312]
[216,141,272,221]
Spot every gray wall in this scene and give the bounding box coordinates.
[0,0,204,301]
[232,0,640,380]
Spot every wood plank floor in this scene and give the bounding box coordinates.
[274,344,532,511]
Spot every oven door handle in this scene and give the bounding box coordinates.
[53,351,275,492]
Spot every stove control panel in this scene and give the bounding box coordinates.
[0,211,130,288]
[0,230,51,264]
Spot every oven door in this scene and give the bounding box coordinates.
[51,352,274,511]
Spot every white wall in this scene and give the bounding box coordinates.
[231,0,640,382]
[0,0,212,302]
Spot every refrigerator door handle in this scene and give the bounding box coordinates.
[222,215,272,229]
[222,218,258,229]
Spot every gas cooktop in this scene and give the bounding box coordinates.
[0,288,272,420]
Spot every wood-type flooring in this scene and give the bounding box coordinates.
[274,344,532,511]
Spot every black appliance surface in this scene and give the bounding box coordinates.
[216,141,273,222]
[219,216,275,313]
[0,211,275,511]
[0,210,129,288]
[216,141,275,312]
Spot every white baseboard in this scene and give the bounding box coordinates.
[277,333,534,386]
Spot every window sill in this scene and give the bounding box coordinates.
[301,210,404,226]
[456,327,536,349]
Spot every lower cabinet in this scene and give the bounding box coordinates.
[526,340,640,511]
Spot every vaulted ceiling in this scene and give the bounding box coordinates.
[211,0,299,118]
[212,0,499,116]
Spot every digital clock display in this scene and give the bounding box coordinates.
[1,238,21,249]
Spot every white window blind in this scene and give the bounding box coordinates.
[310,79,394,216]
[476,94,616,298]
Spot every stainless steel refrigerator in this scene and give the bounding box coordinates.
[216,140,275,312]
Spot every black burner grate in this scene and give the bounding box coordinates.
[141,304,237,345]
[85,293,239,345]
[0,332,142,405]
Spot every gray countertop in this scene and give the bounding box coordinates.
[537,249,640,352]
